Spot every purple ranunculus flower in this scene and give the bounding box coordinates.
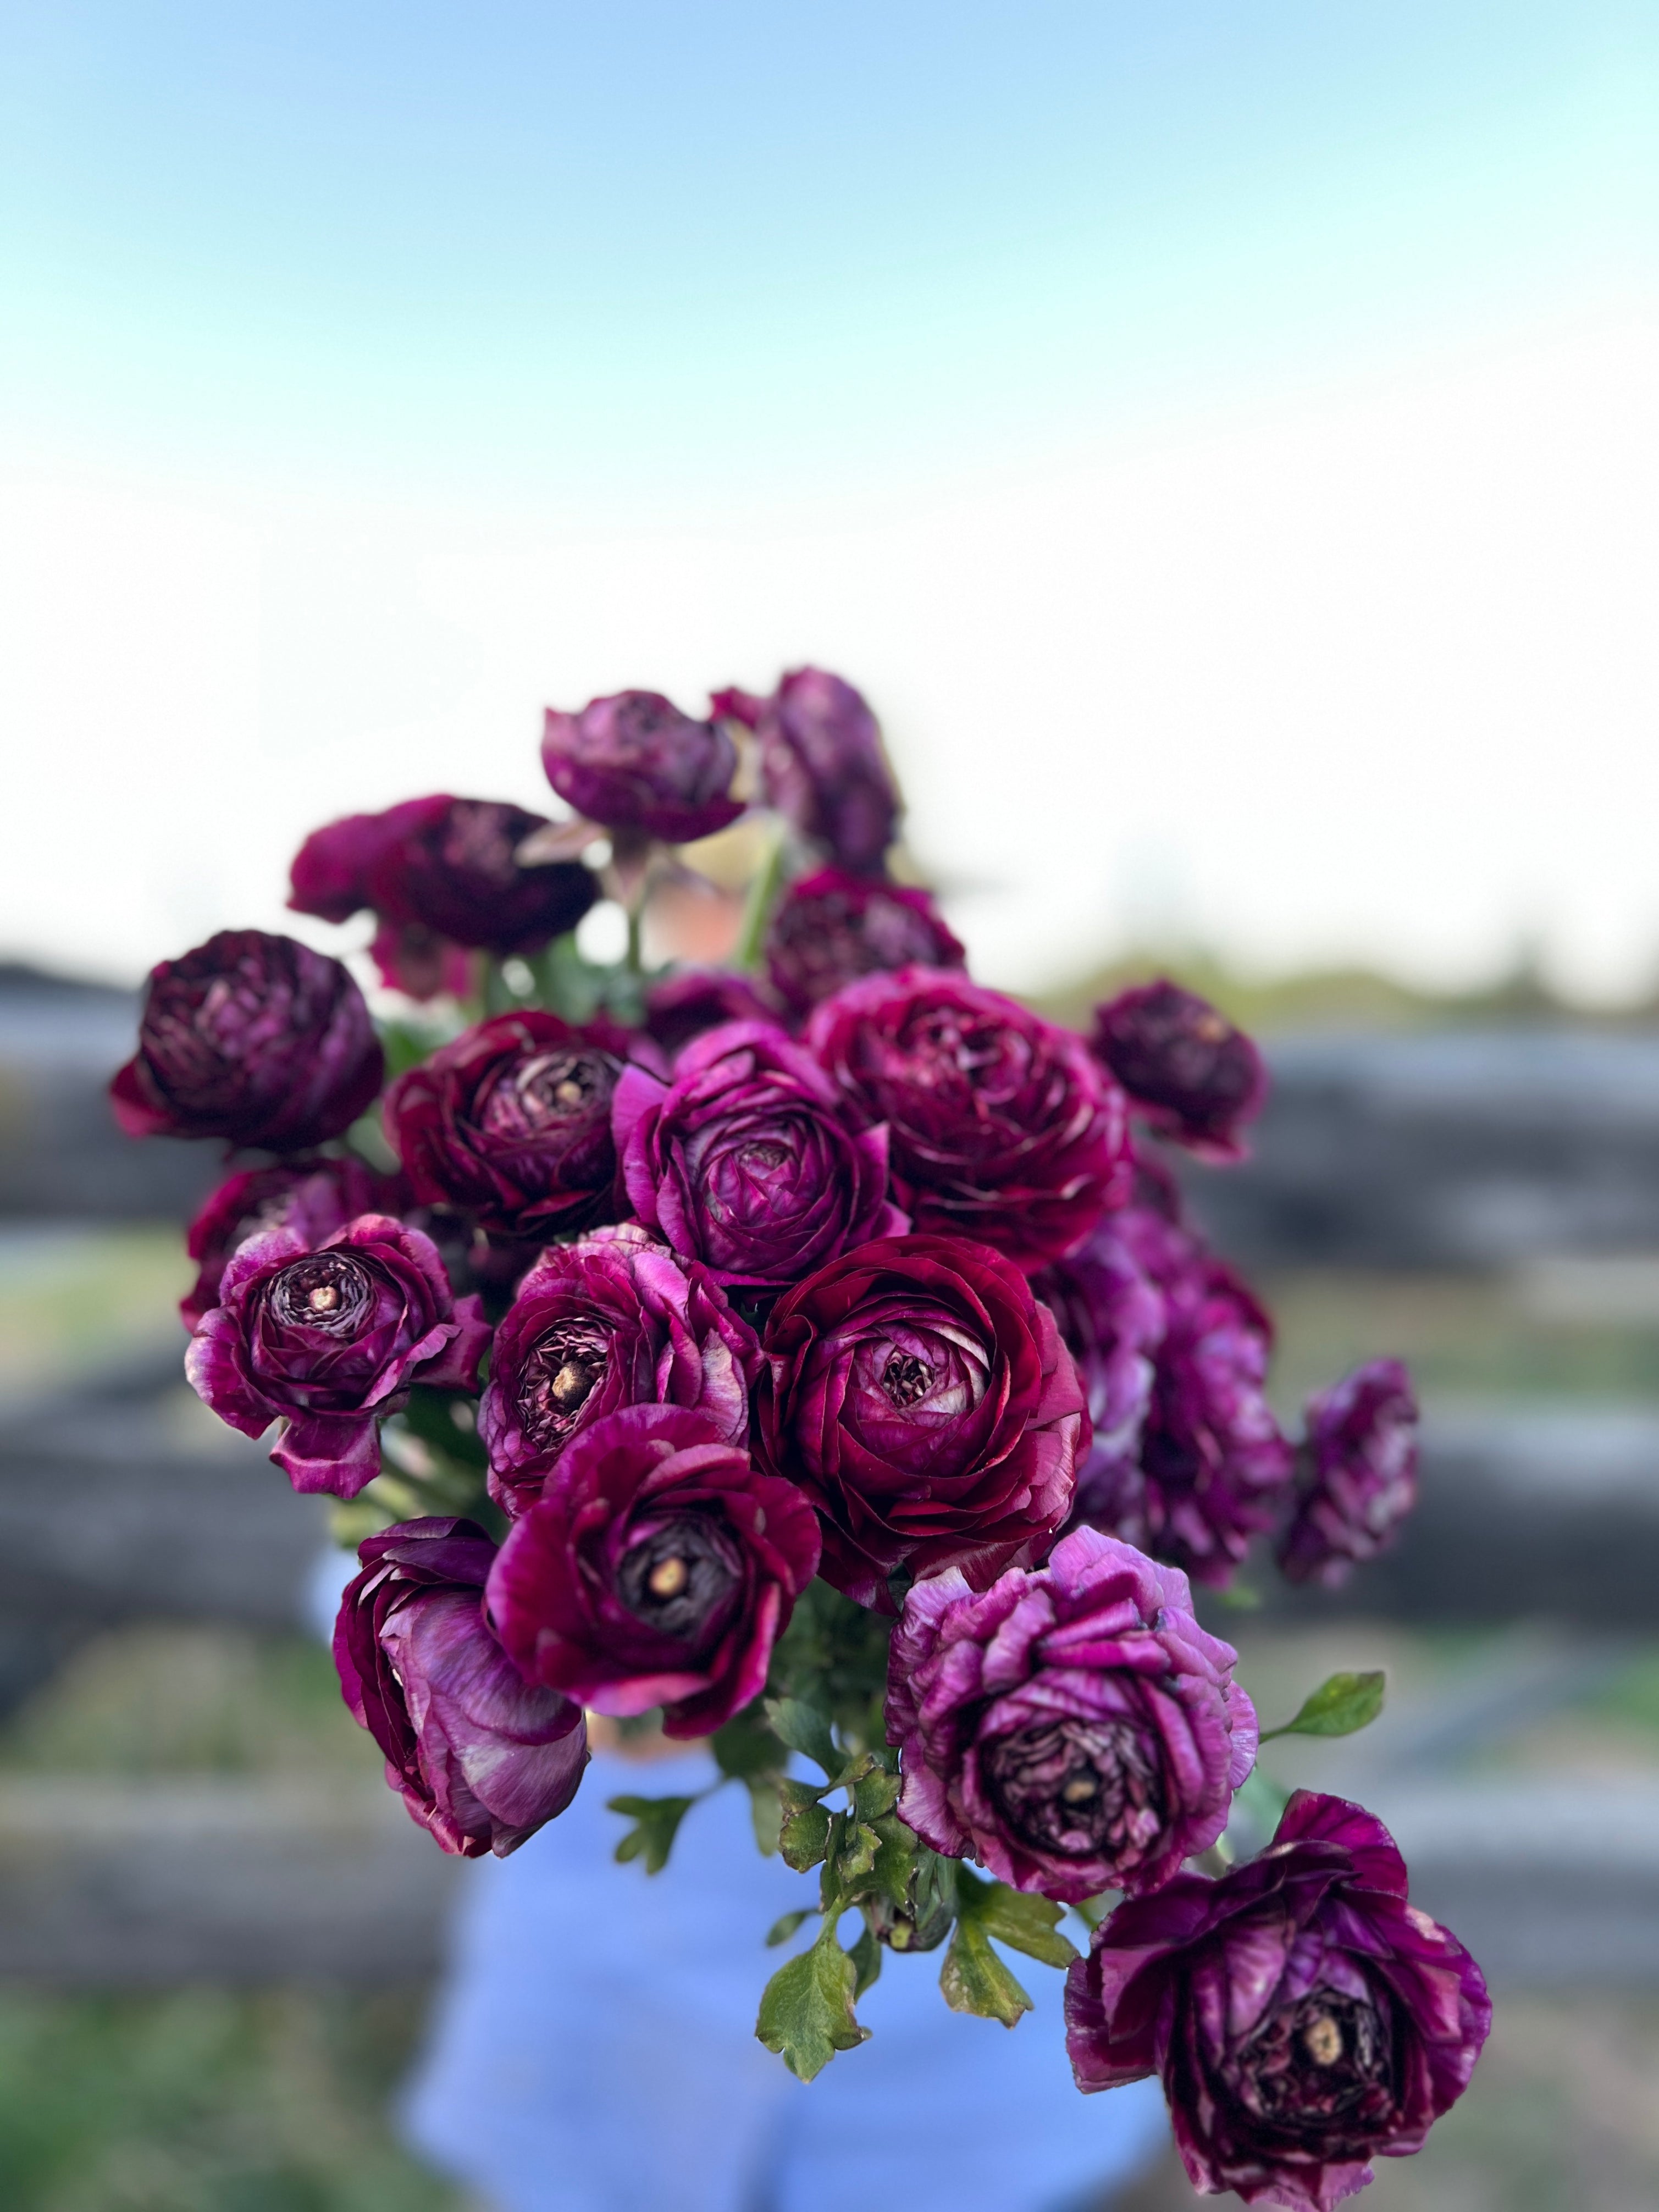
[479,1223,762,1518]
[1031,1219,1164,1528]
[1066,1790,1491,2211]
[486,1404,822,1737]
[110,930,383,1152]
[612,1020,905,1291]
[887,1527,1257,1903]
[642,968,780,1060]
[185,1213,491,1497]
[1084,1207,1295,1586]
[334,1517,588,1858]
[1091,979,1268,1161]
[755,1233,1088,1608]
[181,1157,407,1330]
[764,866,965,1021]
[806,967,1131,1273]
[541,691,744,845]
[716,669,900,876]
[1278,1360,1419,1589]
[384,1009,654,1240]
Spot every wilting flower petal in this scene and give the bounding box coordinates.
[1278,1360,1419,1589]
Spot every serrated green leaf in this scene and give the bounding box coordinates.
[851,1765,901,1822]
[939,1916,1033,2027]
[755,1925,871,2080]
[780,1799,833,1872]
[849,1921,882,1998]
[748,1778,784,1856]
[607,1794,698,1875]
[711,1705,787,1783]
[959,1872,1078,1968]
[836,1821,880,1886]
[1261,1670,1386,1743]
[778,1777,827,1814]
[765,1696,840,1776]
[870,1814,918,1908]
[766,1908,814,1949]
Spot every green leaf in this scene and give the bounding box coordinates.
[748,1779,784,1857]
[607,1794,698,1874]
[869,1814,918,1909]
[836,1821,880,1887]
[779,1800,833,1873]
[778,1777,827,1813]
[851,1764,901,1823]
[1071,1893,1116,1932]
[958,1868,1078,1969]
[755,1924,871,2081]
[764,1697,840,1776]
[401,1385,490,1473]
[711,1705,787,1784]
[939,1916,1033,2027]
[848,1920,882,1998]
[766,1909,815,1949]
[1260,1670,1386,1743]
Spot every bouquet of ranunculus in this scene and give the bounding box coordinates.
[115,670,1484,2209]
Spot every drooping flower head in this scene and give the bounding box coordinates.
[479,1224,761,1518]
[764,867,965,1020]
[486,1404,821,1737]
[1278,1360,1419,1589]
[541,691,744,845]
[110,930,383,1151]
[807,967,1131,1271]
[755,1233,1088,1608]
[334,1517,588,1858]
[1090,979,1268,1160]
[716,668,900,876]
[888,1527,1257,1903]
[185,1213,490,1498]
[1066,1790,1491,2211]
[180,1156,407,1330]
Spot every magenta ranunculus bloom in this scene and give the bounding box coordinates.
[716,669,900,876]
[479,1224,762,1518]
[1278,1360,1419,1589]
[1066,1790,1491,2211]
[755,1233,1087,1608]
[110,930,383,1152]
[385,1009,653,1240]
[181,1157,407,1330]
[541,691,744,845]
[485,1404,821,1737]
[806,967,1131,1272]
[887,1527,1257,1903]
[1031,1219,1164,1529]
[613,1020,905,1290]
[185,1213,491,1498]
[764,867,966,1020]
[1091,979,1268,1161]
[642,967,780,1060]
[334,1517,588,1859]
[1082,1208,1295,1586]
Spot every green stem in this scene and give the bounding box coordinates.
[733,827,787,972]
[626,898,645,976]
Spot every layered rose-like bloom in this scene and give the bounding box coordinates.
[1091,980,1268,1160]
[185,1214,490,1497]
[180,1157,406,1330]
[334,1517,588,1858]
[385,1009,649,1239]
[479,1224,761,1517]
[541,691,743,845]
[755,1233,1087,1607]
[1278,1361,1419,1589]
[613,1020,904,1290]
[764,867,965,1020]
[1032,1220,1164,1526]
[715,668,899,876]
[1066,1790,1491,2210]
[642,968,779,1059]
[1082,1208,1294,1585]
[111,930,383,1151]
[486,1404,821,1736]
[887,1528,1256,1903]
[807,968,1131,1271]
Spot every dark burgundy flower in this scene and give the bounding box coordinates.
[541,691,743,845]
[110,930,383,1151]
[289,798,442,926]
[613,1020,904,1290]
[479,1224,762,1518]
[385,1009,652,1239]
[1084,1208,1295,1586]
[181,1157,407,1330]
[806,967,1131,1271]
[335,1517,588,1858]
[185,1214,490,1497]
[764,867,965,1020]
[1066,1790,1491,2210]
[486,1404,821,1737]
[1278,1361,1419,1589]
[754,1233,1088,1608]
[1031,1220,1164,1527]
[1091,980,1268,1161]
[717,668,900,876]
[642,968,779,1059]
[887,1527,1257,1903]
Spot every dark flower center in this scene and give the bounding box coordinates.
[882,1351,934,1407]
[480,1048,617,1141]
[982,1717,1165,1866]
[268,1253,375,1335]
[1236,1989,1393,2130]
[614,1512,744,1645]
[518,1324,611,1446]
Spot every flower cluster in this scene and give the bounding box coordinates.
[115,662,1473,2182]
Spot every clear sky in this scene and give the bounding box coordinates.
[2,4,1656,994]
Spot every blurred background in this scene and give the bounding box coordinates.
[2,4,1657,2207]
